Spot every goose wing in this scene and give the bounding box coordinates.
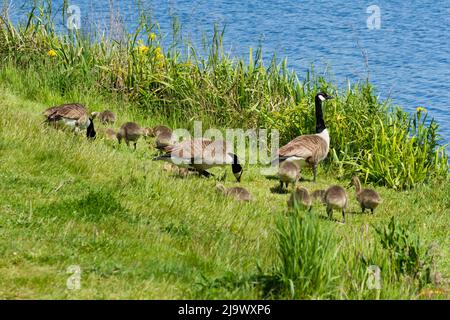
[277,134,328,161]
[201,139,234,165]
[164,138,214,161]
[44,104,88,121]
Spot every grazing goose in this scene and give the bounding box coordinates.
[287,186,312,211]
[150,125,175,150]
[153,138,243,182]
[311,189,326,203]
[216,184,253,202]
[274,92,333,182]
[116,122,150,150]
[97,128,117,141]
[278,161,300,190]
[324,185,348,223]
[351,176,382,214]
[43,103,96,139]
[91,110,116,125]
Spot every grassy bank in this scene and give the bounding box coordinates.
[0,2,448,299]
[0,87,448,299]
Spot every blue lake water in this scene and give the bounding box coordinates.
[7,0,450,144]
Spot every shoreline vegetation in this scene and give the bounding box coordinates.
[0,1,448,299]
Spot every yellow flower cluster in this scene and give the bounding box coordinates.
[149,33,157,41]
[47,49,57,58]
[138,45,149,55]
[416,107,427,113]
[154,46,164,62]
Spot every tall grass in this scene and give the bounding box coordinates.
[0,0,448,189]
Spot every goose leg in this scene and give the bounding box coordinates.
[312,165,317,182]
[199,170,214,178]
[342,209,346,224]
[361,205,365,214]
[279,181,284,191]
[371,208,374,214]
[327,207,332,220]
[134,142,137,150]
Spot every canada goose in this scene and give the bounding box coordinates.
[311,189,326,203]
[116,122,150,150]
[278,161,300,190]
[216,184,253,202]
[153,138,243,182]
[91,110,116,125]
[43,103,96,139]
[351,176,382,214]
[274,92,333,182]
[149,125,175,150]
[287,186,312,211]
[149,125,172,137]
[324,185,348,223]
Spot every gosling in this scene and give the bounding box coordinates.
[287,186,312,211]
[311,189,326,203]
[152,126,175,150]
[92,110,116,125]
[216,184,253,202]
[351,176,382,214]
[97,128,117,140]
[324,185,348,223]
[117,122,150,150]
[278,161,300,190]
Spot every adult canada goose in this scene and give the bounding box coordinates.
[274,92,333,182]
[91,110,116,125]
[287,186,312,211]
[43,103,96,139]
[351,176,382,214]
[324,185,348,223]
[153,138,243,182]
[278,161,300,190]
[116,122,150,150]
[216,184,253,202]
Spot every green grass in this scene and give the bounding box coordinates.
[0,1,448,299]
[0,87,448,299]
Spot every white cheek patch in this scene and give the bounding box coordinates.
[318,95,326,102]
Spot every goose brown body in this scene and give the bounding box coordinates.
[278,161,300,190]
[43,103,96,138]
[324,185,348,223]
[275,92,333,182]
[216,184,253,202]
[117,122,149,149]
[287,186,312,211]
[154,138,243,182]
[352,176,382,214]
[93,110,116,124]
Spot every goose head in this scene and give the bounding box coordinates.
[316,92,333,102]
[86,118,96,139]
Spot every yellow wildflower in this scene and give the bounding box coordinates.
[416,107,427,113]
[138,45,149,55]
[149,33,157,41]
[47,49,57,58]
[154,47,163,55]
[336,114,346,122]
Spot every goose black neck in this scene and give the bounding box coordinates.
[314,96,326,133]
[231,154,242,174]
[87,118,96,139]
